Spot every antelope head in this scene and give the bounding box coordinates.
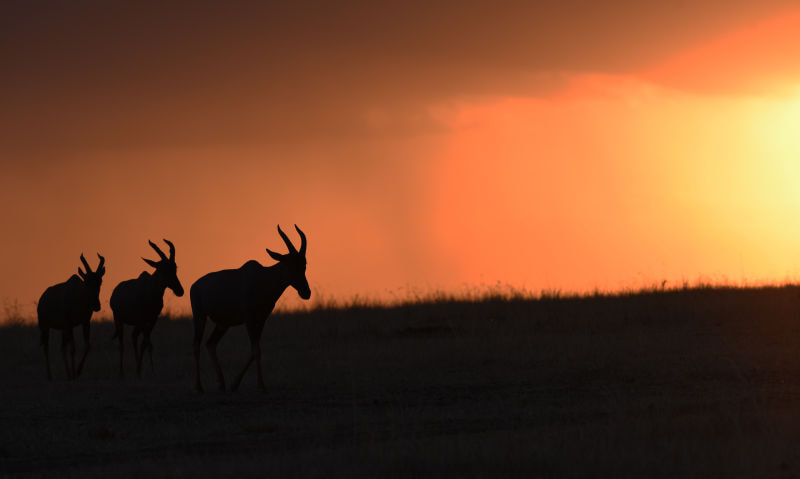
[78,253,106,312]
[142,239,185,297]
[267,224,310,300]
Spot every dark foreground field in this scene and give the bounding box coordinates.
[4,286,800,477]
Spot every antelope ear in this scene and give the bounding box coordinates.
[142,257,159,268]
[266,248,285,262]
[78,268,87,280]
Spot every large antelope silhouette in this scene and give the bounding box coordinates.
[37,253,106,380]
[110,239,184,378]
[191,225,310,392]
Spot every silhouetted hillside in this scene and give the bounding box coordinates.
[2,284,800,477]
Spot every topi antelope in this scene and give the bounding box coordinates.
[190,225,310,392]
[110,239,184,378]
[37,253,106,380]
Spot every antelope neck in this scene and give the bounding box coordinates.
[144,271,169,294]
[263,262,293,291]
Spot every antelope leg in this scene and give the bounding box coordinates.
[117,322,125,378]
[76,321,91,377]
[193,313,207,393]
[254,345,265,392]
[132,328,143,379]
[193,341,204,393]
[68,338,76,380]
[230,350,255,392]
[60,332,71,380]
[206,324,229,391]
[148,342,155,375]
[232,321,264,391]
[41,328,52,380]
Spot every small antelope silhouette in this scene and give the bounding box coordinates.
[190,225,310,392]
[110,239,184,378]
[37,253,106,380]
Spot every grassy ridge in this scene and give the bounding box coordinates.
[2,285,800,477]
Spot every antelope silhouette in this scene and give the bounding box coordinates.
[110,239,184,378]
[37,253,106,380]
[190,225,310,392]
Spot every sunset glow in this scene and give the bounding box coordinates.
[2,3,800,317]
[431,78,800,293]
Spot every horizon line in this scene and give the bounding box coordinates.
[4,278,799,327]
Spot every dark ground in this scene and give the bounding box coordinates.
[3,286,800,477]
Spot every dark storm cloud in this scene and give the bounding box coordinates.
[0,0,794,154]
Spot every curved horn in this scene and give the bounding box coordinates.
[96,253,105,271]
[163,238,176,261]
[142,257,159,268]
[80,253,93,274]
[295,224,307,256]
[277,225,297,254]
[148,240,168,261]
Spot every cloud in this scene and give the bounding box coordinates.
[645,10,800,95]
[1,0,795,155]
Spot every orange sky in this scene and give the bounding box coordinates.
[2,2,800,317]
